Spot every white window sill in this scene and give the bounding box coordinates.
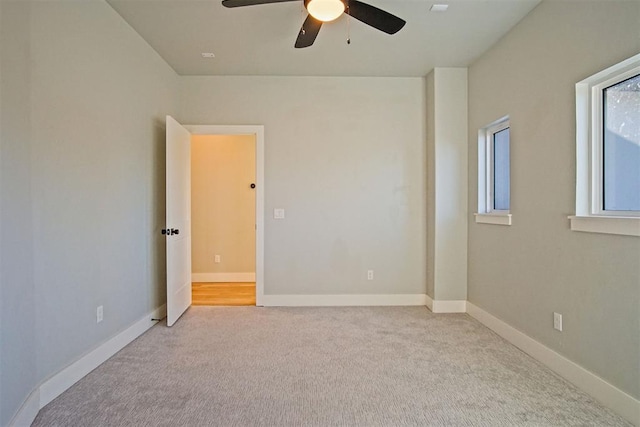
[569,216,640,237]
[474,213,512,226]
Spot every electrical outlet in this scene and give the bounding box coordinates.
[553,312,562,331]
[367,270,374,280]
[274,208,285,219]
[97,306,104,323]
[215,254,221,263]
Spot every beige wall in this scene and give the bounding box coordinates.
[0,1,178,424]
[468,0,640,400]
[426,72,436,300]
[179,76,427,296]
[1,2,38,424]
[426,68,468,303]
[191,135,256,275]
[31,1,178,381]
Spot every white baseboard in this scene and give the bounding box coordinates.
[467,302,640,425]
[425,295,467,313]
[38,304,167,409]
[9,304,166,426]
[192,272,255,282]
[432,299,467,313]
[8,388,40,427]
[262,294,428,307]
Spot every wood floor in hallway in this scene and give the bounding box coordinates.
[192,282,256,306]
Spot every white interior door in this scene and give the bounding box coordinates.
[166,115,192,326]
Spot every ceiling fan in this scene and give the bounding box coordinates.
[221,0,406,48]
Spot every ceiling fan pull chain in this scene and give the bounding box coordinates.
[346,3,351,45]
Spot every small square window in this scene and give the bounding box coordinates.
[475,117,512,226]
[602,73,640,212]
[493,127,511,211]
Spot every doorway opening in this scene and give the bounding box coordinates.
[191,133,256,306]
[186,125,265,307]
[165,118,265,325]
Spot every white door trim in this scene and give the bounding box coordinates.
[185,125,265,306]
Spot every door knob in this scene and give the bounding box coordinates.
[170,228,180,235]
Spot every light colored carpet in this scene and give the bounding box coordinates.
[33,306,630,426]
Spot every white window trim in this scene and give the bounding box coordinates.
[474,212,512,226]
[571,53,640,237]
[476,116,512,226]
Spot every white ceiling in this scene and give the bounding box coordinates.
[107,0,541,77]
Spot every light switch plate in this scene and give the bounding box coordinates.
[553,312,562,331]
[274,208,285,219]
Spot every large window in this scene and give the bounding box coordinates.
[475,117,512,226]
[571,54,640,236]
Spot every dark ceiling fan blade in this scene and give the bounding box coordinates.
[346,0,406,34]
[295,15,322,48]
[222,0,298,8]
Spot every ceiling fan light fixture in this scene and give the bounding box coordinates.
[306,0,345,22]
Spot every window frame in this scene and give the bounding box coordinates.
[475,116,512,226]
[592,68,640,217]
[570,53,640,236]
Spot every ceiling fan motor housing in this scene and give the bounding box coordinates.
[303,0,347,8]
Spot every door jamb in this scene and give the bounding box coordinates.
[185,124,265,306]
